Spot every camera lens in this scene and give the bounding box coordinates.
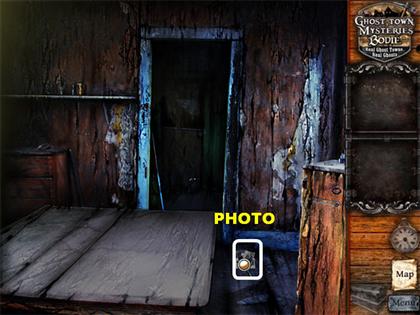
[238,258,251,271]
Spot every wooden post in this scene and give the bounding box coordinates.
[137,38,152,210]
[296,163,347,315]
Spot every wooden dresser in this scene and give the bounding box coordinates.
[2,147,71,225]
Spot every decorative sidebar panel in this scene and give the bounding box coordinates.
[345,62,420,314]
[296,161,346,315]
[345,61,420,214]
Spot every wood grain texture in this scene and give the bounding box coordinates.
[296,169,346,315]
[6,178,52,200]
[1,2,138,96]
[140,1,345,229]
[350,233,394,249]
[1,208,122,298]
[0,295,196,315]
[351,266,420,284]
[6,156,52,177]
[312,170,344,202]
[1,1,135,210]
[349,211,420,288]
[0,207,96,284]
[1,2,345,229]
[350,249,420,266]
[49,102,120,207]
[2,151,72,225]
[0,205,51,246]
[1,240,298,314]
[349,215,420,233]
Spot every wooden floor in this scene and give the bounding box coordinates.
[1,206,298,314]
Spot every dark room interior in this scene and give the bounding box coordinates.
[0,1,347,314]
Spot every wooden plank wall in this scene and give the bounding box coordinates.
[349,211,420,286]
[2,2,346,229]
[348,0,420,64]
[1,2,138,208]
[139,1,346,230]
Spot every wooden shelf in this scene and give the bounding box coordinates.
[2,94,137,101]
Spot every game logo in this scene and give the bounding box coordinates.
[355,2,415,62]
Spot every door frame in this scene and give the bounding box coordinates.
[137,27,242,238]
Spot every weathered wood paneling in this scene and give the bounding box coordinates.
[296,169,346,315]
[1,1,138,208]
[49,102,120,207]
[140,1,346,229]
[350,214,420,233]
[2,2,345,228]
[351,249,420,266]
[1,2,139,96]
[351,266,420,283]
[349,211,420,288]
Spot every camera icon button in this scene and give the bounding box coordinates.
[232,239,263,280]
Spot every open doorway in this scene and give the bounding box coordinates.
[149,41,231,210]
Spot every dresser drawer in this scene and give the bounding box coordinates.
[3,148,70,225]
[6,178,53,199]
[7,156,52,178]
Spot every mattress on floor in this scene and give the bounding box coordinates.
[1,207,216,307]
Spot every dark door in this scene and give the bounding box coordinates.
[150,40,231,210]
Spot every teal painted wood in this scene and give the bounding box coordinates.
[137,39,152,209]
[223,41,243,243]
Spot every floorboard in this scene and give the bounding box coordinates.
[44,210,216,307]
[1,208,123,297]
[1,205,51,246]
[1,207,97,284]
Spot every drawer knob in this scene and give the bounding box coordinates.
[332,186,342,195]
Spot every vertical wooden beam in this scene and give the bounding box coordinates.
[53,151,70,207]
[137,39,152,209]
[296,169,347,315]
[223,40,243,242]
